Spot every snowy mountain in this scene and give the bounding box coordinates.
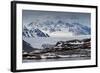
[41,20,90,35]
[23,18,90,38]
[22,24,49,38]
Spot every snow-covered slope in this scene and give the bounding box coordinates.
[23,18,90,38]
[22,24,49,38]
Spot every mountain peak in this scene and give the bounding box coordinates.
[23,19,90,38]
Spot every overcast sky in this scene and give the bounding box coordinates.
[22,10,91,27]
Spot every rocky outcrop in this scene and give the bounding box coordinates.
[23,38,91,60]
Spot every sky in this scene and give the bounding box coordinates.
[22,10,91,27]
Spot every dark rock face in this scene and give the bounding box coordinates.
[43,38,91,52]
[23,40,34,52]
[34,28,49,37]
